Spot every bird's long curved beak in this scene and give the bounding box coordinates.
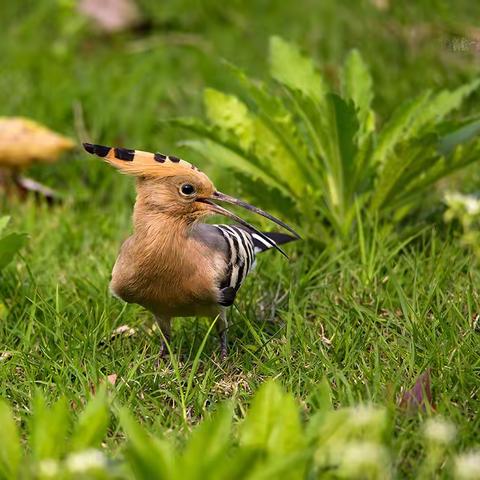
[196,191,300,258]
[211,191,301,239]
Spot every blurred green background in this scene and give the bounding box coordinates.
[2,0,479,177]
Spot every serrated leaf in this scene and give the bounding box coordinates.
[0,233,27,270]
[251,119,307,194]
[371,141,441,211]
[180,138,292,197]
[0,401,21,480]
[420,79,480,128]
[391,139,480,209]
[376,80,480,164]
[269,36,327,103]
[438,118,480,155]
[341,49,374,136]
[203,86,309,194]
[227,62,311,166]
[373,91,432,164]
[203,88,255,151]
[70,387,109,451]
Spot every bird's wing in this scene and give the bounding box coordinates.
[191,223,296,307]
[212,225,257,306]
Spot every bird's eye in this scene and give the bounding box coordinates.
[180,183,196,196]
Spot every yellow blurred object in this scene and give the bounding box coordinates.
[0,117,75,168]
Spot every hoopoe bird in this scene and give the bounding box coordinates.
[83,143,300,359]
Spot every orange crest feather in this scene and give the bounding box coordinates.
[83,143,203,178]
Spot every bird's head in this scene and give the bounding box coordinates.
[83,143,300,251]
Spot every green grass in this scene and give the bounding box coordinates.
[1,0,480,478]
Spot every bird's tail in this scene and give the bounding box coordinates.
[251,231,298,253]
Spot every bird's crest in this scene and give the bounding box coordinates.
[83,143,204,178]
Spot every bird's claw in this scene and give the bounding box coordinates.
[155,339,169,368]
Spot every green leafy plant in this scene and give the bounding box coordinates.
[2,380,478,479]
[0,216,27,271]
[0,388,112,480]
[174,37,480,243]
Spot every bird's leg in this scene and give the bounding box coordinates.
[154,315,171,363]
[216,309,228,360]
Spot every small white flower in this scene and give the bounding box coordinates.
[348,405,386,429]
[455,451,480,480]
[38,459,60,477]
[423,417,456,445]
[445,192,480,215]
[65,449,107,473]
[337,441,390,478]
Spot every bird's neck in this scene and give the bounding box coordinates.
[131,199,192,262]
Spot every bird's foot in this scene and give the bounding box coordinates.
[155,339,170,368]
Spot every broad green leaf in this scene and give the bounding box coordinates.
[309,377,333,414]
[174,116,268,170]
[319,94,360,232]
[118,407,175,480]
[203,87,309,194]
[247,451,309,480]
[204,88,255,151]
[0,401,21,480]
[438,118,480,155]
[419,79,480,130]
[341,49,374,136]
[227,62,311,168]
[251,119,307,194]
[0,217,10,236]
[241,380,303,455]
[232,171,298,222]
[180,138,292,197]
[373,91,431,164]
[391,140,480,210]
[0,232,27,270]
[70,387,109,451]
[211,448,261,480]
[30,395,70,461]
[181,403,233,479]
[269,36,327,103]
[375,79,480,165]
[285,89,329,163]
[241,381,305,480]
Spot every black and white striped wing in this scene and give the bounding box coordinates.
[214,225,255,307]
[213,225,294,307]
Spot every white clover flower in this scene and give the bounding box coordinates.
[348,405,386,429]
[65,449,107,473]
[423,417,456,445]
[455,451,480,480]
[38,459,60,478]
[444,192,480,215]
[337,441,390,478]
